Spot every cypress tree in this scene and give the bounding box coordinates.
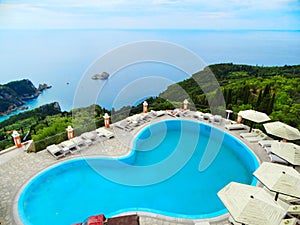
[256,89,262,109]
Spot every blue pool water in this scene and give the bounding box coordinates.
[18,120,259,225]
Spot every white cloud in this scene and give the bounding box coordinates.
[0,0,299,29]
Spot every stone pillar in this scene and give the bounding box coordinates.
[183,99,189,110]
[104,113,110,128]
[66,125,74,140]
[143,101,148,113]
[12,130,22,148]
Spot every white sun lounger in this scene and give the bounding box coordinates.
[150,110,166,118]
[244,133,268,143]
[212,115,222,125]
[193,111,204,120]
[115,120,133,131]
[70,136,86,152]
[127,114,146,125]
[167,109,180,117]
[178,109,192,117]
[203,113,213,120]
[258,140,279,148]
[263,146,272,154]
[96,127,114,139]
[60,139,78,153]
[240,129,262,139]
[263,186,300,204]
[46,144,67,159]
[228,216,243,225]
[224,123,246,130]
[81,131,98,143]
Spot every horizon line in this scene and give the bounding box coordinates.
[1,28,299,32]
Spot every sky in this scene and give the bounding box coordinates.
[0,0,299,30]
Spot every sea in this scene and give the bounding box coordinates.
[0,29,299,122]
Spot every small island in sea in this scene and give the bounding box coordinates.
[0,79,51,116]
[91,72,109,80]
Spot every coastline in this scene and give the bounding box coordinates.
[0,83,52,122]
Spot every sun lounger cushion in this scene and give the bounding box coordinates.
[115,120,133,131]
[150,110,165,118]
[46,144,65,159]
[96,127,114,138]
[258,140,278,147]
[224,123,246,130]
[81,132,98,141]
[244,133,268,143]
[194,111,204,120]
[70,137,85,152]
[213,115,222,124]
[240,129,262,138]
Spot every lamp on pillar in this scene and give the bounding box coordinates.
[66,125,74,140]
[183,99,189,110]
[12,130,22,148]
[143,101,148,113]
[103,113,110,128]
[226,109,233,120]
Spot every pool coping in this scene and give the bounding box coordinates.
[11,114,266,225]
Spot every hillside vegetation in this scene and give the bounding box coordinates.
[0,63,299,151]
[160,63,300,129]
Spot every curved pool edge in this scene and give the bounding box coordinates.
[13,118,261,225]
[13,152,135,225]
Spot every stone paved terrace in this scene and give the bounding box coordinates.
[0,112,296,225]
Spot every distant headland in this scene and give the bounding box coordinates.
[0,79,51,116]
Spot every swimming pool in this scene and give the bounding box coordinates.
[17,119,259,225]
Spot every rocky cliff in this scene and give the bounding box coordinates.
[0,79,51,115]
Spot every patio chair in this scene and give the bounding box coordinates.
[46,144,67,159]
[224,123,246,130]
[96,127,114,139]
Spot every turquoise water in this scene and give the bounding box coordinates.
[1,30,300,122]
[18,120,258,225]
